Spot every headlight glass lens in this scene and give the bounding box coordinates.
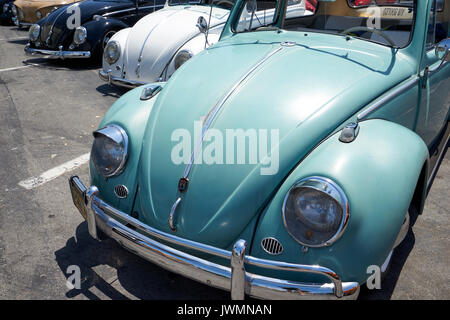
[3,4,9,13]
[29,24,40,42]
[19,9,24,19]
[11,5,17,16]
[36,10,42,19]
[282,177,349,247]
[91,125,128,178]
[174,50,193,70]
[104,40,120,64]
[73,26,87,45]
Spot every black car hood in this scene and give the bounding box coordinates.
[37,0,134,48]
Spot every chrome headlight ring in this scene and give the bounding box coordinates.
[174,49,193,70]
[29,24,41,42]
[91,124,129,178]
[11,5,17,16]
[73,26,87,45]
[3,3,9,13]
[104,40,121,65]
[282,176,350,248]
[36,10,42,20]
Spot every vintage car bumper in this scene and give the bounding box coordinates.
[99,69,147,88]
[24,43,91,59]
[69,175,360,300]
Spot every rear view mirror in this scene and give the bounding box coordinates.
[196,16,208,34]
[435,38,450,62]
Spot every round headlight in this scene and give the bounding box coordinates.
[104,40,120,64]
[282,177,350,247]
[73,26,87,45]
[11,5,17,16]
[36,10,42,20]
[3,3,9,13]
[174,50,193,70]
[19,9,24,19]
[91,125,128,178]
[29,24,41,42]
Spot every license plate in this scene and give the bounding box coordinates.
[70,180,87,220]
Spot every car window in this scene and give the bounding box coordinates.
[168,0,236,9]
[432,0,449,46]
[233,0,417,48]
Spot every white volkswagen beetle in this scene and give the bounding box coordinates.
[99,0,309,88]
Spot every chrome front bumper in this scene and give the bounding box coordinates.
[24,43,91,59]
[99,69,147,88]
[13,17,31,27]
[69,176,360,300]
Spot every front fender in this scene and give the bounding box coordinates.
[89,83,165,214]
[83,18,129,53]
[250,119,429,284]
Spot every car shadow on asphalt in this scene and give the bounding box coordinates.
[23,57,101,71]
[55,222,230,300]
[96,84,129,99]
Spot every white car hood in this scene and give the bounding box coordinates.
[123,5,230,82]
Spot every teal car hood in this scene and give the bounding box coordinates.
[137,31,415,248]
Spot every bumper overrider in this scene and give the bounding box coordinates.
[24,43,90,59]
[99,69,147,88]
[69,176,360,300]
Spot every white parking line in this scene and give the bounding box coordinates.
[0,36,28,41]
[0,65,31,73]
[18,153,90,190]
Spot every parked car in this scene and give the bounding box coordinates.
[100,0,310,87]
[70,0,449,300]
[1,0,15,24]
[12,0,81,28]
[24,0,165,60]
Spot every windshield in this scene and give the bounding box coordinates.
[233,0,417,48]
[168,0,236,10]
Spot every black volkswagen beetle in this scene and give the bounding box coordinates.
[0,0,14,25]
[24,0,166,60]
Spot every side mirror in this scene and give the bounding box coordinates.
[196,16,208,34]
[435,38,450,62]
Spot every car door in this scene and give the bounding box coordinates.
[416,0,450,149]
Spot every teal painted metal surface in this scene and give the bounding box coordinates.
[88,0,449,285]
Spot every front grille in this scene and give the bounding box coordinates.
[114,185,128,199]
[261,237,284,255]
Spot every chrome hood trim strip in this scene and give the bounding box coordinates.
[135,9,179,78]
[182,46,284,179]
[357,75,419,120]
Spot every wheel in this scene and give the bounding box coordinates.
[93,29,118,63]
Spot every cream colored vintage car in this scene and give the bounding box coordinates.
[12,0,80,27]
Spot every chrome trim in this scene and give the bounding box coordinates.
[99,69,147,88]
[140,84,162,100]
[114,185,129,199]
[102,5,164,18]
[339,122,359,143]
[393,211,409,248]
[69,176,360,300]
[182,46,283,179]
[92,124,129,178]
[282,176,350,248]
[168,197,181,231]
[136,10,179,78]
[46,2,77,45]
[427,130,450,188]
[261,237,284,255]
[174,49,193,70]
[231,240,246,300]
[24,43,91,59]
[357,76,419,120]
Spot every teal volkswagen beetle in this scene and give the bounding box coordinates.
[69,0,449,299]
